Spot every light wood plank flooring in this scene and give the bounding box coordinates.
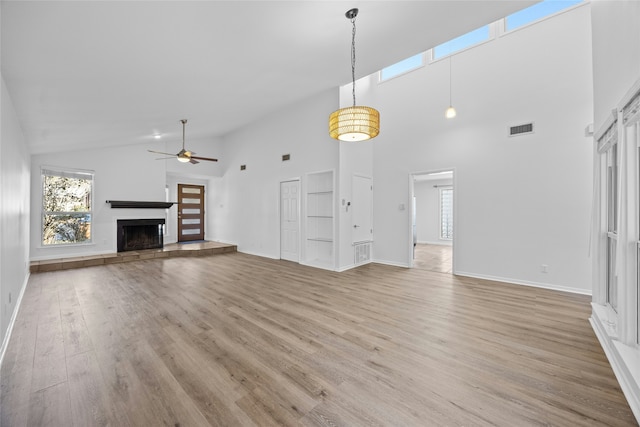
[414,243,453,273]
[1,253,637,426]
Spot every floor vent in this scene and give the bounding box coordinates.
[509,122,534,136]
[354,241,371,265]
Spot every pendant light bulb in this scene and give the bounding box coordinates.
[446,106,457,119]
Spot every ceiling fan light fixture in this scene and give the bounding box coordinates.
[329,8,380,142]
[177,155,190,163]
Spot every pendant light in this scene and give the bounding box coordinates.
[329,8,380,141]
[445,56,457,119]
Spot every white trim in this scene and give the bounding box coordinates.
[455,270,592,296]
[372,259,410,269]
[237,249,279,261]
[378,52,426,84]
[591,306,640,423]
[336,263,357,272]
[0,273,30,369]
[617,77,640,114]
[417,240,453,246]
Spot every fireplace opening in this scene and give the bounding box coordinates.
[117,219,165,252]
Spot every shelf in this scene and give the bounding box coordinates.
[106,200,175,209]
[305,170,334,270]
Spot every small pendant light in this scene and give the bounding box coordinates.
[329,8,380,141]
[446,56,457,119]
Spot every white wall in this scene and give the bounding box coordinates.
[1,76,31,351]
[30,136,223,260]
[213,89,339,259]
[414,178,453,245]
[591,0,640,131]
[359,4,593,293]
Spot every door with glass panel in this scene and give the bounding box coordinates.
[177,184,205,242]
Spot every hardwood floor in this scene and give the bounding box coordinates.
[1,253,637,426]
[413,243,453,273]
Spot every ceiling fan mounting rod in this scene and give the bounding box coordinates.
[181,119,187,149]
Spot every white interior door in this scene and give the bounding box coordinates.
[280,180,300,262]
[352,175,373,243]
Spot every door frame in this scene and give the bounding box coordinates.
[408,168,456,272]
[279,178,301,262]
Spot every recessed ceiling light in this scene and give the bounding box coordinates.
[153,134,162,139]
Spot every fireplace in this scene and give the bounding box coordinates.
[117,219,165,252]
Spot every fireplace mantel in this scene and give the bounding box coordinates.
[106,200,175,209]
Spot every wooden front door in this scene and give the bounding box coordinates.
[177,184,205,242]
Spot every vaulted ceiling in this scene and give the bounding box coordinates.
[1,1,536,154]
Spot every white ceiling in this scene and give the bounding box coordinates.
[1,1,536,155]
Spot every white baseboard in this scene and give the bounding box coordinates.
[238,249,279,260]
[590,307,640,423]
[454,271,592,295]
[372,259,410,268]
[337,264,356,272]
[417,240,452,246]
[0,272,30,369]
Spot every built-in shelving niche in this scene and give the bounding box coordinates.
[304,170,335,270]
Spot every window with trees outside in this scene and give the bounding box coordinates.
[42,167,93,245]
[440,187,453,240]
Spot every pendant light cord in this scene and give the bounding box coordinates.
[351,15,357,107]
[449,56,452,105]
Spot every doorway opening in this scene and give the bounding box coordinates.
[409,170,455,273]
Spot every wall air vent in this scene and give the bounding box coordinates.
[509,122,534,136]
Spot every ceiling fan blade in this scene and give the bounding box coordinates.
[148,149,177,156]
[190,155,218,162]
[155,156,176,160]
[189,158,200,164]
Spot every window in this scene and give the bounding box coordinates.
[380,53,424,82]
[433,25,491,60]
[440,187,453,240]
[505,0,583,32]
[606,144,619,312]
[42,167,93,245]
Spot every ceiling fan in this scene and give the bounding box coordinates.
[148,119,218,164]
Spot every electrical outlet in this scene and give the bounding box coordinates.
[541,264,548,273]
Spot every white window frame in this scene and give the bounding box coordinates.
[439,186,453,241]
[41,166,95,247]
[379,52,425,83]
[502,0,585,34]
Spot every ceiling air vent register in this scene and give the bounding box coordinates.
[509,122,534,137]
